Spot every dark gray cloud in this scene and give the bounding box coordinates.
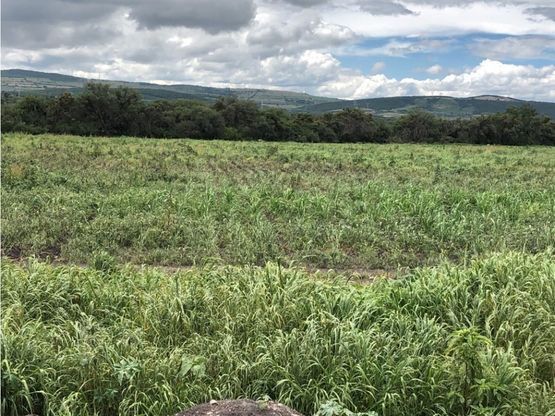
[1,0,118,47]
[1,0,256,49]
[282,0,415,13]
[526,7,555,21]
[128,0,256,33]
[399,0,555,7]
[2,0,112,23]
[2,20,121,49]
[358,0,415,15]
[404,0,480,5]
[280,0,329,6]
[470,35,555,59]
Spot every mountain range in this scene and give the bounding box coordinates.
[2,69,555,119]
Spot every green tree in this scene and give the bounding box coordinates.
[325,108,379,142]
[112,86,143,135]
[78,83,118,135]
[213,97,259,134]
[250,108,295,141]
[47,93,80,134]
[394,109,444,143]
[158,101,225,139]
[17,96,49,134]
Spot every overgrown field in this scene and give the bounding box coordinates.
[2,252,555,416]
[2,133,555,270]
[2,134,555,415]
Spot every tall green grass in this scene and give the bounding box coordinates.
[2,133,554,269]
[2,252,554,416]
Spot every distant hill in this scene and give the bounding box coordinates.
[1,69,340,110]
[296,95,555,119]
[2,69,555,118]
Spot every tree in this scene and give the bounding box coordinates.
[75,83,145,136]
[213,97,259,135]
[17,96,49,134]
[325,109,379,142]
[47,93,79,134]
[79,83,118,135]
[138,100,174,138]
[153,101,224,139]
[394,109,443,143]
[467,105,555,146]
[3,85,553,146]
[112,87,143,136]
[1,101,24,132]
[503,105,554,145]
[291,113,322,142]
[250,108,295,141]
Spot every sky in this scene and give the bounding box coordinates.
[2,0,555,101]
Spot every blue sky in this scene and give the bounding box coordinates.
[2,0,555,100]
[338,37,476,79]
[338,33,555,80]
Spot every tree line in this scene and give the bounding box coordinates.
[2,83,554,145]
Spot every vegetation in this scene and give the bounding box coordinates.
[3,133,555,269]
[2,252,555,416]
[1,69,339,109]
[2,83,554,145]
[3,129,554,415]
[296,95,555,119]
[4,69,555,119]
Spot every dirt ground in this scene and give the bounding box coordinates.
[175,400,303,416]
[4,253,403,285]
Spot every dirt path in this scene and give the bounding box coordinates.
[151,264,400,284]
[3,254,403,284]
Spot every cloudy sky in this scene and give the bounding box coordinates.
[2,0,555,101]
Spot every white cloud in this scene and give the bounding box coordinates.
[317,60,555,101]
[426,64,443,74]
[324,2,555,37]
[246,11,355,58]
[2,0,555,102]
[471,36,555,59]
[371,61,386,73]
[336,38,454,58]
[259,50,342,87]
[357,0,415,15]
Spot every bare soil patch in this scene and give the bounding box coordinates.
[2,253,403,284]
[175,400,303,416]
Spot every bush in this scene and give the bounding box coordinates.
[90,250,117,273]
[2,84,554,145]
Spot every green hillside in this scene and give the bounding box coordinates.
[1,69,340,110]
[297,95,555,119]
[3,69,555,118]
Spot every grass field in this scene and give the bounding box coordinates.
[3,253,555,416]
[2,133,555,416]
[2,133,554,270]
